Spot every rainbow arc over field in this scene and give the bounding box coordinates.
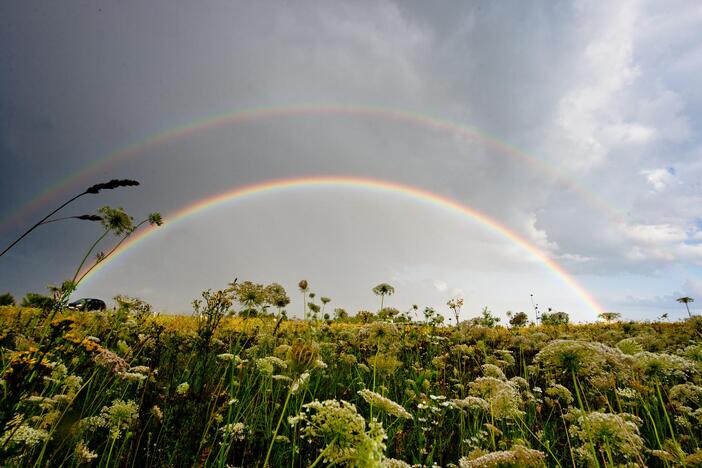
[78,176,605,316]
[1,104,619,233]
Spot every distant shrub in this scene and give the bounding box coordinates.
[114,295,152,318]
[466,307,501,328]
[508,311,529,328]
[540,311,569,326]
[377,307,400,321]
[355,310,375,323]
[0,292,15,306]
[20,292,53,310]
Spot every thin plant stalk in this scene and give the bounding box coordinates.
[572,370,600,468]
[0,179,138,257]
[263,384,294,468]
[0,192,88,257]
[656,383,679,449]
[308,438,337,468]
[76,219,150,285]
[514,414,563,468]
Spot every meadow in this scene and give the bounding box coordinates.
[1,290,701,467]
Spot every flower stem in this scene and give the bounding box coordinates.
[76,220,148,284]
[309,438,337,468]
[0,191,87,257]
[263,385,293,468]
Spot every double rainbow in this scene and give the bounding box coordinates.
[78,176,605,317]
[2,104,619,232]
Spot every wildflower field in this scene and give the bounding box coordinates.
[1,300,701,467]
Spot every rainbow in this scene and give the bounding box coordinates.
[1,104,618,233]
[78,176,604,316]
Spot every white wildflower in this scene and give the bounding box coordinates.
[220,422,246,441]
[290,372,310,395]
[74,440,98,464]
[176,382,190,396]
[358,389,413,419]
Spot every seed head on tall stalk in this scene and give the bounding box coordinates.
[298,280,309,319]
[265,282,290,318]
[320,296,331,316]
[676,296,694,317]
[0,179,139,257]
[447,296,464,325]
[51,207,162,314]
[372,283,394,312]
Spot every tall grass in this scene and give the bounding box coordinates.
[0,303,701,466]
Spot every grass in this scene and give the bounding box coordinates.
[0,303,701,467]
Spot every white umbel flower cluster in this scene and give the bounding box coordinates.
[357,389,413,420]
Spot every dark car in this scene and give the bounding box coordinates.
[67,298,106,311]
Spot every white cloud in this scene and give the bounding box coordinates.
[612,221,702,265]
[641,168,675,192]
[552,0,642,170]
[602,122,656,145]
[433,279,448,292]
[623,223,688,245]
[523,213,559,253]
[556,253,593,263]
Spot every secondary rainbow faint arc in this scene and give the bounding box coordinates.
[1,104,619,232]
[79,176,604,316]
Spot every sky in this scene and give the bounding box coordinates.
[1,0,701,322]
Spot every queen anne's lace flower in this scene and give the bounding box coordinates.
[287,341,320,373]
[482,364,506,380]
[545,383,574,406]
[339,353,357,366]
[216,353,235,362]
[358,389,412,419]
[93,348,129,374]
[220,422,246,441]
[450,396,490,412]
[290,372,310,395]
[99,399,139,439]
[176,382,189,396]
[669,382,702,409]
[291,399,387,465]
[121,372,147,383]
[255,356,287,375]
[459,445,546,467]
[468,377,524,419]
[381,458,412,467]
[0,424,49,448]
[367,354,402,377]
[566,409,644,466]
[534,340,632,386]
[633,352,697,384]
[74,440,98,464]
[616,337,643,355]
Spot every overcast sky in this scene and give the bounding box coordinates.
[1,1,701,322]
